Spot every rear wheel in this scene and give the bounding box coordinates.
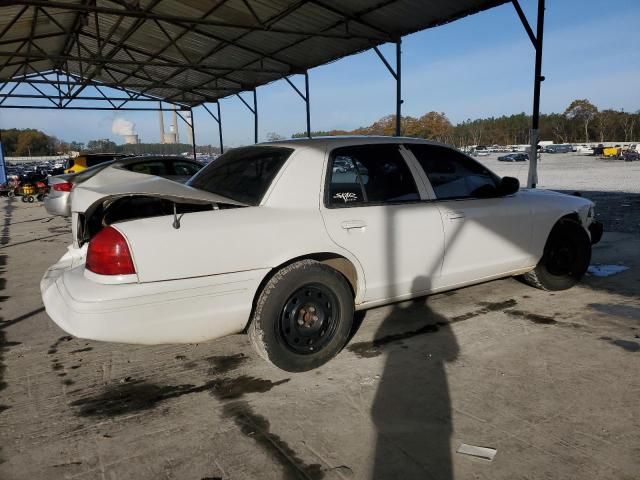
[21,195,27,203]
[248,260,354,372]
[521,219,591,291]
[27,195,35,203]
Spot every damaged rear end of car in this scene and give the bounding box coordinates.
[40,168,270,345]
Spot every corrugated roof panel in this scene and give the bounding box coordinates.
[0,0,510,107]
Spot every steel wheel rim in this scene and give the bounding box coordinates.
[547,239,577,275]
[278,283,339,355]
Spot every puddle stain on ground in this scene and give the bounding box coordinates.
[600,336,640,352]
[69,347,93,354]
[47,335,72,355]
[222,400,324,480]
[70,381,214,417]
[70,375,289,417]
[206,353,248,376]
[209,376,288,400]
[450,299,518,323]
[348,323,442,358]
[348,299,518,358]
[504,309,558,325]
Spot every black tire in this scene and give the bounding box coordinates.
[27,195,35,203]
[248,259,354,372]
[21,195,27,203]
[521,219,591,291]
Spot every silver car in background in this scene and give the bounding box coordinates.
[43,156,203,217]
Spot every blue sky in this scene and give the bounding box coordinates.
[1,0,639,147]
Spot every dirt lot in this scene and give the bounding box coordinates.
[1,166,640,479]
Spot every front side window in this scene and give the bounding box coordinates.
[188,146,292,205]
[327,145,419,207]
[407,144,499,200]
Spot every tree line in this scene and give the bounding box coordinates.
[292,99,639,147]
[2,99,637,156]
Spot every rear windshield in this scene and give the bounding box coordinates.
[70,161,115,183]
[188,146,292,205]
[84,155,124,167]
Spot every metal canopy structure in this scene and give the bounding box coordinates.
[0,0,546,186]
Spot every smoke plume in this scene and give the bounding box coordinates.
[112,117,135,136]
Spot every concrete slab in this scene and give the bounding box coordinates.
[1,197,639,480]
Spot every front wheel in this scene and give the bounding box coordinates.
[521,219,591,291]
[248,260,354,372]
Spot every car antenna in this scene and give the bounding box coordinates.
[172,202,184,229]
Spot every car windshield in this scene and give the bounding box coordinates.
[188,146,292,205]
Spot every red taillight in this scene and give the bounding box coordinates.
[53,182,73,192]
[86,227,136,276]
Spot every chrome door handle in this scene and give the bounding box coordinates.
[447,211,465,220]
[341,220,366,230]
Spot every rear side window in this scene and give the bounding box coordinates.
[85,156,116,167]
[327,145,419,207]
[407,144,499,200]
[188,146,292,205]
[127,161,168,176]
[172,161,202,177]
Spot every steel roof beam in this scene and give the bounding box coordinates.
[0,5,29,40]
[4,0,389,41]
[168,0,400,102]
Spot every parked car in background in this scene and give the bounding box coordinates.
[623,150,639,162]
[64,153,130,174]
[498,153,528,162]
[472,146,490,156]
[543,144,573,154]
[45,156,203,216]
[42,137,602,372]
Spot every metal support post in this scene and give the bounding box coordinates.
[202,101,224,154]
[217,101,223,153]
[253,88,258,144]
[513,0,546,188]
[395,39,402,137]
[189,108,196,160]
[284,71,311,137]
[235,89,258,144]
[528,0,545,188]
[373,39,402,136]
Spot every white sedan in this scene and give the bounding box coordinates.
[41,137,603,372]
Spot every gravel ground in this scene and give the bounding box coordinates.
[477,153,640,234]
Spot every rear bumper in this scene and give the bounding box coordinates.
[589,221,603,245]
[41,249,268,344]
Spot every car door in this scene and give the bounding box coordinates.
[406,143,532,288]
[320,144,445,303]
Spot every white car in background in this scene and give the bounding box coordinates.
[41,137,603,372]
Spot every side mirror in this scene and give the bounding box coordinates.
[498,176,520,196]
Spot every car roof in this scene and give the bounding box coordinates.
[256,135,452,152]
[113,155,199,165]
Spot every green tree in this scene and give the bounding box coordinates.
[86,139,117,152]
[564,99,598,143]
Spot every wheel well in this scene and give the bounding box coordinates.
[560,212,581,225]
[243,253,359,332]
